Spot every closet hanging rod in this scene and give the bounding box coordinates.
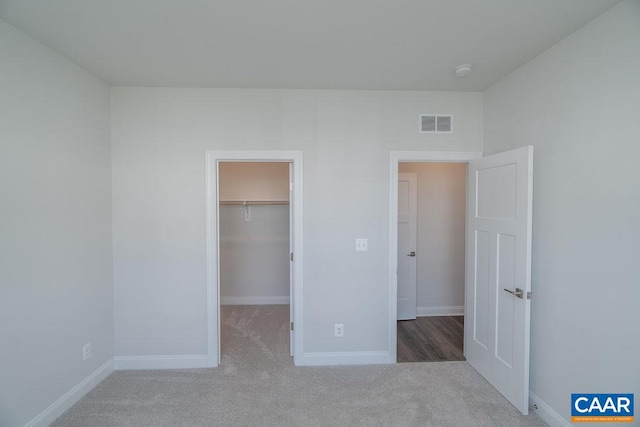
[219,200,289,206]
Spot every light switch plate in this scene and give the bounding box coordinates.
[355,238,368,251]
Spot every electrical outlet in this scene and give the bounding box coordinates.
[334,323,344,337]
[82,342,91,362]
[355,238,368,251]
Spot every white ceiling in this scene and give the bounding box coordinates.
[0,0,620,91]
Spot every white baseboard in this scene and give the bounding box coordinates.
[25,359,114,427]
[302,351,392,366]
[221,296,289,305]
[114,354,211,370]
[530,391,571,427]
[416,305,464,317]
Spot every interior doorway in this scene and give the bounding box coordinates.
[206,151,304,368]
[396,162,467,363]
[388,150,481,365]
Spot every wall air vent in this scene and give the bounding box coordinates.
[419,114,453,133]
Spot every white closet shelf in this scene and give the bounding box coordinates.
[219,200,289,206]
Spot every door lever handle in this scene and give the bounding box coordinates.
[504,288,524,299]
[408,251,416,257]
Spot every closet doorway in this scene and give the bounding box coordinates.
[219,162,291,366]
[206,151,303,368]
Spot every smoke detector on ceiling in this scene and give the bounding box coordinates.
[454,64,473,78]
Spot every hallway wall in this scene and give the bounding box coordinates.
[399,163,466,315]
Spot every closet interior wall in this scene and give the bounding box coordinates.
[218,162,290,305]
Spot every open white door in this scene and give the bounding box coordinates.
[465,146,533,414]
[397,173,417,320]
[288,162,295,357]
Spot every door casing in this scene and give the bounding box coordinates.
[206,150,304,367]
[388,151,482,363]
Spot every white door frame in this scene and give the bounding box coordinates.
[388,151,481,363]
[206,150,304,367]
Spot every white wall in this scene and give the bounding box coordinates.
[111,89,483,357]
[483,0,640,423]
[0,19,112,427]
[219,162,290,304]
[398,163,466,314]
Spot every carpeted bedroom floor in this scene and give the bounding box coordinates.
[52,305,546,426]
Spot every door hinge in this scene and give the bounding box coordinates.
[290,252,294,262]
[527,291,532,300]
[290,322,294,331]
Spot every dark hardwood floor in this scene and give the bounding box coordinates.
[397,316,465,363]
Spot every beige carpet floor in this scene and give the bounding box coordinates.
[52,305,546,426]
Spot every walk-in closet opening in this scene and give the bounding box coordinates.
[217,161,293,367]
[396,162,467,363]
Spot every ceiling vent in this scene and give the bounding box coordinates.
[420,114,453,133]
